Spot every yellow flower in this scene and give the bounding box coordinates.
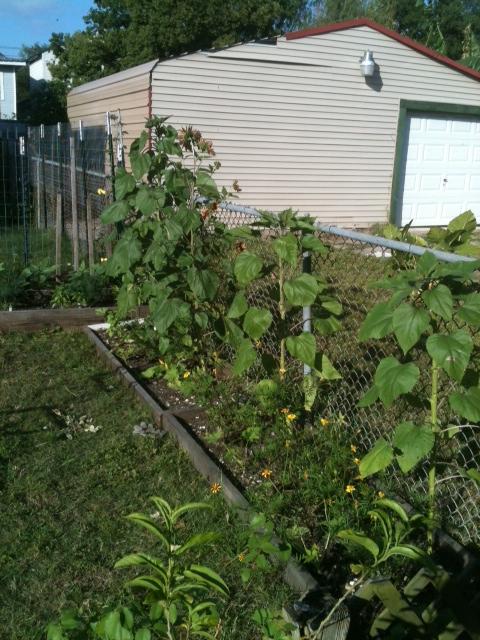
[238,552,246,562]
[320,417,330,427]
[345,484,356,494]
[354,458,360,465]
[286,413,297,422]
[183,371,190,379]
[100,256,108,263]
[255,341,261,348]
[280,408,289,414]
[377,491,385,499]
[350,444,357,453]
[279,367,287,375]
[260,468,272,479]
[97,187,107,196]
[210,482,221,494]
[284,439,291,449]
[303,470,309,480]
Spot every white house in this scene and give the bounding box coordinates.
[0,54,25,120]
[67,18,480,228]
[28,50,57,85]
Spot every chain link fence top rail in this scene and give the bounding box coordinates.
[212,202,480,549]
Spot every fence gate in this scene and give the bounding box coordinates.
[0,121,28,273]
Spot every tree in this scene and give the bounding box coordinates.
[49,0,309,88]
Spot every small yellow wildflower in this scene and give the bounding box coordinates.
[280,408,289,414]
[260,468,272,479]
[320,417,330,427]
[303,470,309,480]
[377,491,385,499]
[284,439,292,449]
[354,458,360,465]
[255,341,261,348]
[183,371,190,379]
[345,484,356,494]
[350,444,357,454]
[97,187,107,196]
[279,367,287,375]
[100,256,108,263]
[286,413,297,422]
[238,552,246,562]
[210,482,221,494]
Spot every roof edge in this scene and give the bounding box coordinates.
[286,17,480,83]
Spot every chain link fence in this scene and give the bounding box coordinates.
[212,201,480,549]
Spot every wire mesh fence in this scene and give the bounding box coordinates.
[0,113,123,278]
[212,201,480,549]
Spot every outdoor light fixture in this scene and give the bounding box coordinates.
[359,50,375,77]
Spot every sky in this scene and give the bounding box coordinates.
[0,0,93,56]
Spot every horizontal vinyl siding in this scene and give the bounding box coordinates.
[67,62,154,153]
[152,28,480,226]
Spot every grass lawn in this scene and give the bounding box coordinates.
[0,330,291,639]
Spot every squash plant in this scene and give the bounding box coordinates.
[358,251,480,549]
[101,117,235,358]
[222,209,343,410]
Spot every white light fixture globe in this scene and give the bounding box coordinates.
[359,50,375,77]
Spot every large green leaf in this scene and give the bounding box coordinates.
[374,357,420,407]
[196,171,220,199]
[426,330,472,382]
[359,437,394,478]
[284,273,318,306]
[106,233,142,276]
[234,252,263,286]
[186,268,219,302]
[337,530,379,559]
[317,354,342,380]
[242,307,272,340]
[449,386,480,422]
[285,333,316,368]
[421,284,453,321]
[301,234,327,255]
[135,186,165,215]
[392,303,430,354]
[458,293,480,327]
[117,284,139,318]
[131,152,152,179]
[115,170,137,199]
[101,200,130,224]
[272,234,298,266]
[184,564,229,596]
[233,339,257,375]
[227,292,248,319]
[359,302,394,341]
[151,298,184,334]
[393,422,434,473]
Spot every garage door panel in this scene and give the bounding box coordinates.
[400,113,480,226]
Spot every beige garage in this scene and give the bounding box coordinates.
[67,18,480,228]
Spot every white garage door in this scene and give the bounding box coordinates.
[400,113,480,227]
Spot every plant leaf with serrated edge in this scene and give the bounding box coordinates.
[284,273,318,306]
[359,302,394,341]
[187,268,219,302]
[272,234,298,267]
[131,152,152,179]
[227,292,248,319]
[458,293,480,326]
[392,303,430,354]
[336,530,379,559]
[359,437,394,478]
[374,357,419,407]
[243,307,272,340]
[302,234,328,254]
[316,354,342,380]
[234,252,263,286]
[285,333,316,368]
[426,330,472,382]
[101,200,130,224]
[135,630,151,640]
[358,384,379,407]
[393,422,434,472]
[422,284,453,321]
[449,386,480,422]
[115,170,136,199]
[196,171,220,199]
[233,339,257,375]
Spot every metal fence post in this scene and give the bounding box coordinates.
[302,250,312,376]
[55,192,62,275]
[40,123,47,228]
[19,134,29,266]
[69,130,79,271]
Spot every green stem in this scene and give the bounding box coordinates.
[278,257,286,380]
[428,360,439,553]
